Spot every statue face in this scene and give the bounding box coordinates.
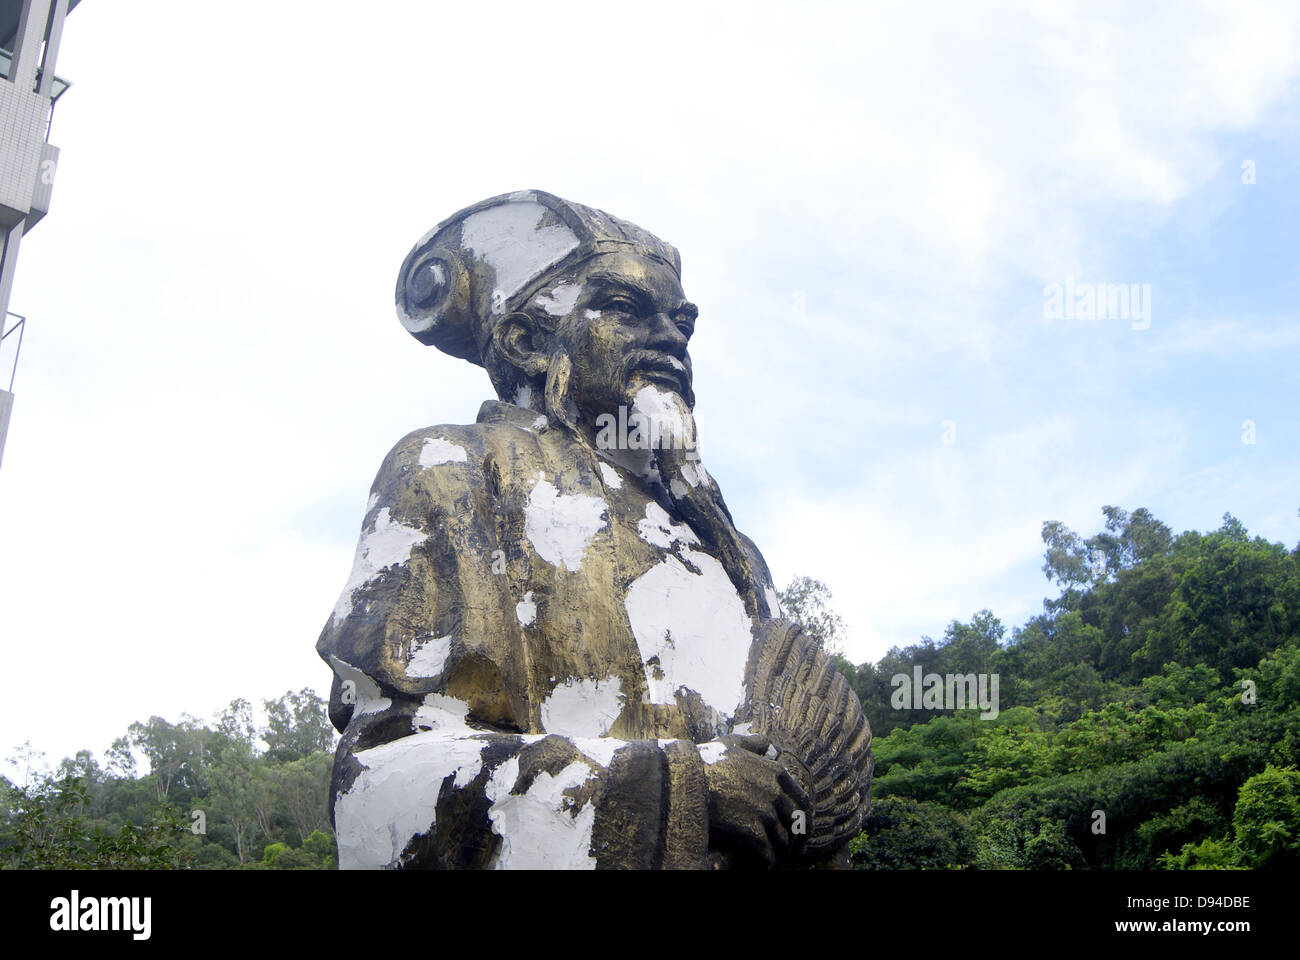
[538,251,698,430]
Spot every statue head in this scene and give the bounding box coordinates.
[395,191,699,459]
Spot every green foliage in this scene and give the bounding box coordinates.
[1139,797,1229,864]
[1157,837,1245,870]
[303,829,339,868]
[1041,506,1173,591]
[974,815,1084,870]
[263,689,336,762]
[871,715,981,805]
[1232,764,1300,868]
[956,709,1051,804]
[188,838,241,869]
[281,759,333,844]
[849,797,973,869]
[2,688,339,870]
[2,775,192,869]
[834,505,1300,869]
[263,846,326,870]
[261,831,336,870]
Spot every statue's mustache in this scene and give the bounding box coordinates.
[538,348,698,435]
[621,349,694,404]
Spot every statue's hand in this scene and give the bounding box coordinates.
[704,733,811,869]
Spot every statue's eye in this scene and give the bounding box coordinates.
[602,296,639,315]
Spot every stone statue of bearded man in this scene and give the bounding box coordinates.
[317,190,872,869]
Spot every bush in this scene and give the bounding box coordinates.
[1232,764,1300,868]
[850,798,974,869]
[1157,837,1244,870]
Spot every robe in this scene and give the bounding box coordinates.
[317,399,872,868]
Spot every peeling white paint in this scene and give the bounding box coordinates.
[533,280,582,316]
[406,633,453,679]
[486,759,597,870]
[625,548,753,715]
[572,737,627,769]
[598,462,622,489]
[524,477,608,572]
[459,202,579,312]
[631,386,693,451]
[515,591,537,627]
[365,492,379,512]
[670,478,688,498]
[679,461,705,488]
[329,655,392,717]
[486,757,520,802]
[764,586,783,619]
[541,677,623,738]
[698,741,728,765]
[731,722,754,737]
[332,508,427,626]
[335,730,486,869]
[584,309,602,320]
[419,437,467,467]
[530,415,547,431]
[636,501,699,550]
[412,693,479,736]
[514,384,535,410]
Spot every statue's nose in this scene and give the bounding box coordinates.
[648,311,689,354]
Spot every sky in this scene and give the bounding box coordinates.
[1,0,1297,772]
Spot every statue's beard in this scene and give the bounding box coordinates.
[541,348,703,491]
[537,347,772,622]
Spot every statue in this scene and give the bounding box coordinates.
[317,190,872,869]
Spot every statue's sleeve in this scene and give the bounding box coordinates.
[317,429,712,869]
[739,620,874,863]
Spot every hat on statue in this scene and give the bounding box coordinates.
[396,190,681,365]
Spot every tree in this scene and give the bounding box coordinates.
[1041,507,1173,590]
[941,610,1003,676]
[777,576,847,656]
[1157,837,1244,870]
[261,833,336,870]
[125,716,206,802]
[1,773,191,869]
[849,797,973,869]
[5,740,47,790]
[248,759,284,845]
[203,726,261,864]
[105,736,137,780]
[302,829,338,869]
[215,699,258,751]
[262,689,335,762]
[280,752,333,844]
[1233,764,1300,868]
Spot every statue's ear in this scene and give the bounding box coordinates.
[491,310,549,379]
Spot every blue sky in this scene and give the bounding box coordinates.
[0,0,1297,769]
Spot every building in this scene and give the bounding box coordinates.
[0,0,78,471]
